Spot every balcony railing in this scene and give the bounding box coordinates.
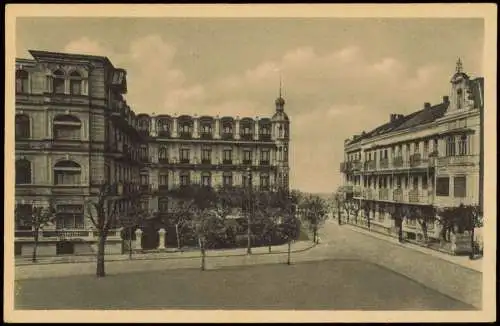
[242,159,252,165]
[180,158,190,164]
[259,134,272,141]
[393,189,404,202]
[157,130,171,138]
[260,160,270,166]
[379,158,389,169]
[364,160,376,171]
[158,184,169,192]
[222,159,233,165]
[179,131,192,139]
[201,159,212,165]
[340,162,351,173]
[240,133,254,141]
[378,188,389,200]
[393,157,404,168]
[200,132,213,140]
[363,188,374,200]
[351,161,362,172]
[221,133,233,140]
[158,157,169,164]
[437,155,477,167]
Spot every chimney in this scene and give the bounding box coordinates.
[443,96,450,103]
[390,114,396,122]
[424,102,431,109]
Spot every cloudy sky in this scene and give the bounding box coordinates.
[16,17,484,193]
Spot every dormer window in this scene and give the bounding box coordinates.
[202,124,212,133]
[223,125,232,133]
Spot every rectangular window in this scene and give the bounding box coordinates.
[56,205,84,229]
[423,140,429,156]
[243,150,252,163]
[159,174,168,186]
[446,136,456,156]
[457,135,468,156]
[53,79,65,94]
[422,177,428,190]
[223,174,233,187]
[140,175,149,185]
[202,148,211,162]
[54,126,80,140]
[180,174,190,186]
[159,198,169,212]
[436,177,450,196]
[413,177,418,189]
[415,142,420,153]
[180,149,190,162]
[15,204,33,229]
[202,174,211,187]
[223,149,232,161]
[260,175,270,189]
[453,176,466,198]
[70,80,81,95]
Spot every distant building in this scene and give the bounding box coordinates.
[339,59,483,242]
[14,50,291,256]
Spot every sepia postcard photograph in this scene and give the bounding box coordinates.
[4,3,497,323]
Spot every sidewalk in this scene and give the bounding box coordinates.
[341,223,482,273]
[15,240,316,266]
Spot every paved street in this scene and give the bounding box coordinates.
[14,219,482,310]
[15,259,473,310]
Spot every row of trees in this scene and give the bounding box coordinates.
[329,187,483,258]
[15,183,311,277]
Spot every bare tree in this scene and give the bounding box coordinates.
[15,201,56,263]
[85,183,119,277]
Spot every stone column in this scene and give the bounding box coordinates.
[158,228,166,250]
[134,229,143,250]
[193,115,199,138]
[172,117,178,137]
[254,118,259,140]
[214,116,221,139]
[150,115,157,137]
[235,117,240,140]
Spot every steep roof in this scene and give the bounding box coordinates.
[347,102,449,146]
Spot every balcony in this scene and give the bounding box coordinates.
[222,159,233,165]
[242,159,253,166]
[240,133,254,141]
[157,130,171,138]
[158,184,169,192]
[364,160,376,171]
[43,229,92,239]
[139,156,149,163]
[379,158,389,169]
[393,157,404,168]
[43,93,90,106]
[201,159,212,165]
[158,157,169,164]
[138,130,150,138]
[408,189,433,204]
[180,158,190,164]
[51,186,86,195]
[179,131,192,140]
[260,160,270,166]
[351,161,362,172]
[363,188,374,200]
[352,186,362,198]
[378,188,389,201]
[393,189,404,202]
[200,132,213,140]
[221,133,234,140]
[340,162,351,173]
[437,155,477,167]
[259,134,272,141]
[139,184,149,192]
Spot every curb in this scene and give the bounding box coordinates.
[15,242,317,267]
[341,224,482,273]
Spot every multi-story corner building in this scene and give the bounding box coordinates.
[14,49,291,256]
[340,59,483,242]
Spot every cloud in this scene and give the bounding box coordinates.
[59,37,453,193]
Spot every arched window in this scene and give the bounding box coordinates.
[69,71,82,95]
[16,70,29,93]
[15,114,30,139]
[223,123,233,134]
[157,119,170,137]
[54,160,81,185]
[201,171,211,187]
[53,70,65,94]
[53,115,81,140]
[16,159,32,184]
[260,173,270,190]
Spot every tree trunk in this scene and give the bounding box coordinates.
[96,232,107,277]
[199,237,206,271]
[287,240,291,265]
[268,234,272,253]
[175,224,181,250]
[32,228,39,263]
[128,235,132,260]
[469,227,475,259]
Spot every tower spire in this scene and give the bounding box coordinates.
[456,57,463,73]
[279,71,282,98]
